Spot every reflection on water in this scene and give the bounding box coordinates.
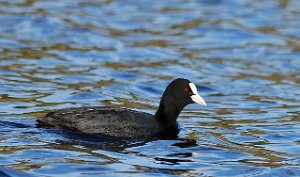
[0,0,300,176]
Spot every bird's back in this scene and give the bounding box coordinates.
[38,107,163,137]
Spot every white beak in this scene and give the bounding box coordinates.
[189,83,206,106]
[191,94,206,106]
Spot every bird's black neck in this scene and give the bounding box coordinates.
[155,100,184,129]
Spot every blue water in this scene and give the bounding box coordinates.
[0,0,300,176]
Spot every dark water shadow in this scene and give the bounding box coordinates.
[42,125,199,154]
[0,120,33,129]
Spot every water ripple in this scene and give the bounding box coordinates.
[0,0,299,176]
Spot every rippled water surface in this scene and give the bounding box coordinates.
[0,0,300,176]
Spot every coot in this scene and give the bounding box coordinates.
[38,78,206,138]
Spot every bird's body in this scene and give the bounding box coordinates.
[38,78,206,138]
[41,106,163,137]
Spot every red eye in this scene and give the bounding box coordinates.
[183,86,189,93]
